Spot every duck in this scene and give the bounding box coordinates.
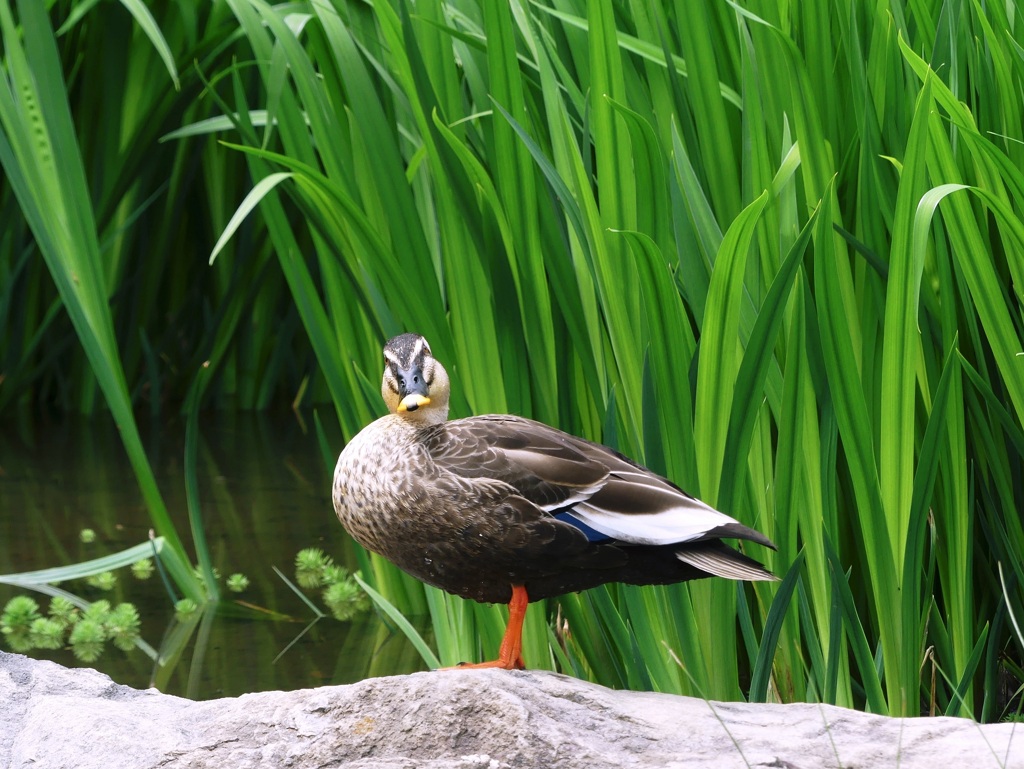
[332,333,776,670]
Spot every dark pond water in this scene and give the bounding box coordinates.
[0,411,427,699]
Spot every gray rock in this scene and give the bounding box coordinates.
[1,650,1021,768]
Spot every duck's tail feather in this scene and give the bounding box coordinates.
[676,545,777,581]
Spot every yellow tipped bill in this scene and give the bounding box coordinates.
[398,393,431,412]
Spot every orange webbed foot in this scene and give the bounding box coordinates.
[437,585,528,672]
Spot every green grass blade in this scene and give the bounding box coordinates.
[118,0,181,89]
[824,538,887,714]
[879,77,932,575]
[209,171,293,264]
[748,551,804,703]
[694,190,767,505]
[354,573,441,670]
[0,539,171,585]
[718,201,818,514]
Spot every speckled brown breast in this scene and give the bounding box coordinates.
[334,415,514,601]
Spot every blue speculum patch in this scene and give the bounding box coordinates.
[553,511,614,543]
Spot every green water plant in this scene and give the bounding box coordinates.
[48,596,79,629]
[174,598,199,619]
[86,571,117,591]
[0,596,42,652]
[293,548,369,622]
[131,559,155,581]
[0,538,190,662]
[0,534,259,691]
[67,615,105,662]
[1,594,141,662]
[323,580,369,623]
[295,548,332,589]
[28,617,64,650]
[226,573,250,593]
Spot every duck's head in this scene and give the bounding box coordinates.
[381,333,450,425]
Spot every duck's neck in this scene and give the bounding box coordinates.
[398,405,449,427]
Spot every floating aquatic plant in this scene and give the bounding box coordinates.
[1,592,144,662]
[69,617,106,662]
[29,617,64,650]
[226,573,249,593]
[48,596,79,630]
[293,548,368,622]
[130,559,155,580]
[323,579,370,622]
[86,571,117,591]
[105,604,141,652]
[295,548,332,589]
[1,596,42,653]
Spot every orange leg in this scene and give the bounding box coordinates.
[443,585,528,670]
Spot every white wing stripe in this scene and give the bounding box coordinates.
[536,484,604,512]
[569,499,742,546]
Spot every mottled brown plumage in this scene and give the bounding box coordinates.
[333,333,776,668]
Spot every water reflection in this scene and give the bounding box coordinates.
[0,411,427,699]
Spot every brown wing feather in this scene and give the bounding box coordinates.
[423,415,773,550]
[422,414,610,510]
[405,414,775,603]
